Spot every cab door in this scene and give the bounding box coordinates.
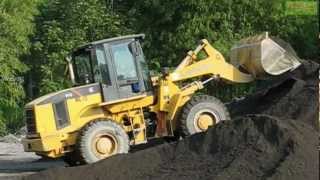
[109,40,145,99]
[92,45,119,102]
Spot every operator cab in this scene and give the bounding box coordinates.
[68,34,153,102]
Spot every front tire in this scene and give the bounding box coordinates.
[179,95,230,136]
[77,120,129,164]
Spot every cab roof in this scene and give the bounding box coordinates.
[73,34,145,52]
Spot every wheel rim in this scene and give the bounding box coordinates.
[194,109,219,132]
[92,133,118,159]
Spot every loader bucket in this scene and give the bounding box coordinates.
[230,32,301,79]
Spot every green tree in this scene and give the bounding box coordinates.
[0,0,39,135]
[121,0,317,101]
[122,0,287,68]
[117,0,284,100]
[123,0,317,65]
[28,0,131,95]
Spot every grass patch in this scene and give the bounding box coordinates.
[286,1,317,15]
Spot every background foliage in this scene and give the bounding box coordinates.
[0,0,318,135]
[28,0,131,95]
[0,0,39,135]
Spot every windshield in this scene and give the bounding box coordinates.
[72,49,93,85]
[135,42,152,91]
[111,42,138,81]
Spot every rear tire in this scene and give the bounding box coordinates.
[179,95,230,137]
[77,120,130,164]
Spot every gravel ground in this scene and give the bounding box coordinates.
[0,142,65,179]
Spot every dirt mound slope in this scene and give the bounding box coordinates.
[22,115,318,180]
[22,60,319,180]
[229,60,319,129]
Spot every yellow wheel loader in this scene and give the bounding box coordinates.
[22,33,301,165]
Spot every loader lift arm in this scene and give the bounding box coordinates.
[170,39,254,83]
[155,36,300,137]
[152,39,254,136]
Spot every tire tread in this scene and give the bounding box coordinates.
[179,95,230,137]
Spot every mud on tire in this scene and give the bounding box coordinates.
[179,95,230,137]
[71,120,130,164]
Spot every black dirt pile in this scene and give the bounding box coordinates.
[23,115,318,180]
[229,60,319,129]
[22,60,319,180]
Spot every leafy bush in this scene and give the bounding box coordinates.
[0,0,38,135]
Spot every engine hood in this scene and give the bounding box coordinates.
[25,83,101,108]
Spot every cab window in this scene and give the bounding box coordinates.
[73,49,93,85]
[111,43,138,82]
[92,46,111,85]
[135,42,153,91]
